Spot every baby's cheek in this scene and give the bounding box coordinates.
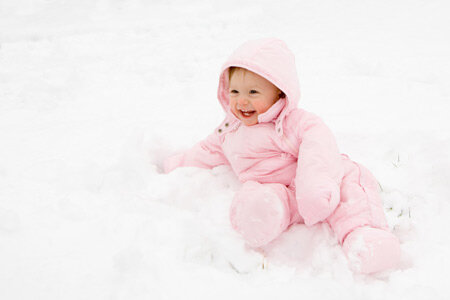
[254,101,273,114]
[229,100,239,117]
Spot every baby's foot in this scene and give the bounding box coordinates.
[342,226,401,274]
[230,181,290,248]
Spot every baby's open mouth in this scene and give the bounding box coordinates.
[239,109,256,118]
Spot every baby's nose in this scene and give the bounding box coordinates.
[237,97,249,105]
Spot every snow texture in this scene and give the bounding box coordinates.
[1,0,449,299]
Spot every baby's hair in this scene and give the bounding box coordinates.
[228,66,286,99]
[228,66,239,81]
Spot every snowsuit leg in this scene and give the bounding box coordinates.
[326,156,389,244]
[326,156,401,273]
[230,180,302,248]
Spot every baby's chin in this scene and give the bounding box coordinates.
[240,116,258,126]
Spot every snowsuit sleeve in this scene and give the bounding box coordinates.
[294,112,343,226]
[163,131,229,173]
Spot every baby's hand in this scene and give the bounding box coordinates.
[296,180,340,226]
[162,153,184,174]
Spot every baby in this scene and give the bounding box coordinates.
[164,38,401,274]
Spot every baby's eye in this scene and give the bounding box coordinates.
[230,90,239,94]
[250,90,258,94]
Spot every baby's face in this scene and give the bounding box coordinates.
[228,68,281,126]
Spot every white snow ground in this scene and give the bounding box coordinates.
[1,0,450,299]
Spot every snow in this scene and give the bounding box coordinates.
[1,0,450,299]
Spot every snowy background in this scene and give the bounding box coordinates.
[1,0,450,299]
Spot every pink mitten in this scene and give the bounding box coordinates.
[163,153,184,174]
[296,181,340,226]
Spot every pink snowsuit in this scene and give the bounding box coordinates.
[164,38,400,273]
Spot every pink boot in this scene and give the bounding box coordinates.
[230,181,291,248]
[342,226,401,274]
